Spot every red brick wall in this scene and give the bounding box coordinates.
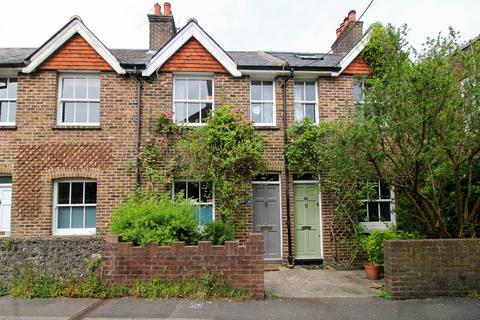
[0,71,138,236]
[102,233,265,299]
[384,239,480,299]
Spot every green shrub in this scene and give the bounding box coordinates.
[360,228,420,265]
[110,189,200,246]
[133,274,253,301]
[200,220,234,245]
[0,284,8,297]
[9,264,63,299]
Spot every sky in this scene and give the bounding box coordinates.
[0,0,479,53]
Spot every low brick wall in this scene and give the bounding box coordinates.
[102,233,265,299]
[384,239,480,299]
[0,236,102,283]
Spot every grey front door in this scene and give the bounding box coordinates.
[253,184,281,260]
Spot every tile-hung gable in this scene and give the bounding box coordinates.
[0,2,376,266]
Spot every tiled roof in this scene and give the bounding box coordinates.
[0,47,343,70]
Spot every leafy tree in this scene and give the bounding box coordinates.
[288,24,480,239]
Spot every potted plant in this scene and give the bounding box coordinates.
[360,231,387,280]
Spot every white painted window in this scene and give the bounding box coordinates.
[0,78,17,125]
[57,74,100,126]
[294,81,317,122]
[0,176,12,236]
[250,80,275,126]
[360,181,395,231]
[53,180,97,235]
[173,77,213,125]
[172,180,214,226]
[353,77,367,105]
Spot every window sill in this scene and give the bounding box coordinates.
[360,222,394,233]
[53,229,96,236]
[254,126,280,130]
[0,124,17,130]
[52,125,101,131]
[0,125,17,130]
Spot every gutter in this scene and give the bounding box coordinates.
[281,67,295,266]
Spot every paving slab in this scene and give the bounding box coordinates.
[84,297,480,320]
[0,297,99,320]
[265,266,381,298]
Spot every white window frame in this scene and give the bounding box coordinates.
[360,181,396,232]
[354,77,367,105]
[172,75,214,126]
[53,179,97,236]
[57,73,100,126]
[0,78,17,126]
[250,80,276,126]
[294,81,318,123]
[172,179,215,225]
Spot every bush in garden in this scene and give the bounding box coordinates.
[110,189,200,246]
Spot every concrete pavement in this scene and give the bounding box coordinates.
[265,267,382,298]
[1,296,479,320]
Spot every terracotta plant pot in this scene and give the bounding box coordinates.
[364,262,381,280]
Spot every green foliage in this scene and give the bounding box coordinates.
[0,284,7,297]
[110,189,200,246]
[378,288,392,299]
[180,106,265,224]
[8,263,130,299]
[9,264,62,299]
[467,290,480,300]
[360,228,421,265]
[200,220,234,245]
[132,274,253,301]
[3,238,15,251]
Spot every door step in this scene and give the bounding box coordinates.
[295,258,323,265]
[264,264,282,272]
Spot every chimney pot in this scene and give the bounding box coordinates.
[164,2,172,16]
[348,10,356,22]
[154,3,161,15]
[336,28,342,38]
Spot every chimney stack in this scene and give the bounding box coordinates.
[331,9,363,54]
[148,2,176,50]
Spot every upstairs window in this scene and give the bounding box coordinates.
[353,77,367,105]
[250,80,275,126]
[54,180,97,235]
[58,74,100,126]
[294,81,317,122]
[173,180,214,226]
[173,77,213,125]
[0,78,17,125]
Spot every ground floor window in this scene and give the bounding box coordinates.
[173,180,214,226]
[53,180,97,235]
[360,181,394,231]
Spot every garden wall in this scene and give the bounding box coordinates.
[384,239,480,299]
[102,233,265,299]
[0,236,102,283]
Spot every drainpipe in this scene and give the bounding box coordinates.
[135,69,142,187]
[282,67,294,266]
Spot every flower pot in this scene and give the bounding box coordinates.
[364,262,381,280]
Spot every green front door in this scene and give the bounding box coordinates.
[294,184,321,259]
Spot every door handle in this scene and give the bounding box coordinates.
[264,201,268,207]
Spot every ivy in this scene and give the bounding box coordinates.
[179,106,266,224]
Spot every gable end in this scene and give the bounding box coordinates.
[40,33,113,71]
[161,38,226,73]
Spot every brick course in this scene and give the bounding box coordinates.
[384,239,480,299]
[102,233,265,299]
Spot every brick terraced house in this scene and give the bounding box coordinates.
[0,3,394,264]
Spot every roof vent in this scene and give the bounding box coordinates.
[294,53,324,60]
